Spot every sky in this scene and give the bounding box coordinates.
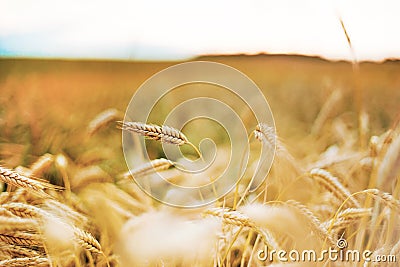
[0,0,399,61]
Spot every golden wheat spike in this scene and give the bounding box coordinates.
[73,227,102,254]
[117,121,203,158]
[87,108,123,136]
[310,168,361,208]
[118,158,175,181]
[203,207,280,250]
[0,245,40,258]
[0,166,63,196]
[0,256,49,267]
[0,232,43,247]
[117,121,188,145]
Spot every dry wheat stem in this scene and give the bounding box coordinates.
[310,168,361,208]
[376,133,400,192]
[369,136,379,157]
[311,90,342,136]
[0,256,49,267]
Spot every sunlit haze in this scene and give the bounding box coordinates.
[1,0,399,61]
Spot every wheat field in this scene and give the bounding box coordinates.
[0,56,399,266]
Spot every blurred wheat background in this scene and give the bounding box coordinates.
[0,55,400,266]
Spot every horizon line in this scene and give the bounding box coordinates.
[1,52,399,64]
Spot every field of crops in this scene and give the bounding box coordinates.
[0,55,399,266]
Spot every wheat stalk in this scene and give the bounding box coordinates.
[311,90,342,136]
[369,135,380,157]
[376,133,400,192]
[310,168,361,208]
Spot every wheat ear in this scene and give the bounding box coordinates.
[0,256,49,267]
[117,121,202,158]
[73,227,102,254]
[0,207,17,217]
[284,200,335,246]
[0,166,62,195]
[203,207,280,250]
[322,208,372,231]
[0,166,47,192]
[362,189,400,211]
[0,245,40,258]
[0,217,38,232]
[118,158,174,181]
[29,153,54,177]
[254,123,276,149]
[88,108,122,136]
[310,168,361,208]
[43,199,89,226]
[254,122,299,170]
[2,203,51,220]
[9,188,30,203]
[0,232,43,247]
[204,207,256,228]
[118,121,188,145]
